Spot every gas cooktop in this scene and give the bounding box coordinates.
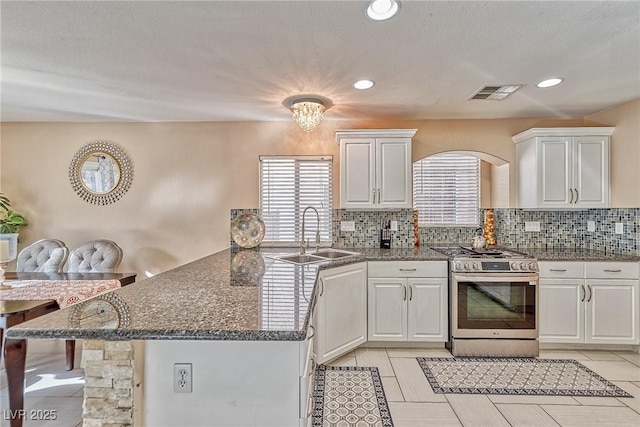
[431,246,531,259]
[431,246,538,273]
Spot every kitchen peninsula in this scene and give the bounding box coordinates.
[5,245,639,426]
[4,246,447,427]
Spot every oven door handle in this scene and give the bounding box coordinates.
[453,274,539,283]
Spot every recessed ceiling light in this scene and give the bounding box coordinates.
[536,78,564,88]
[353,79,375,90]
[366,0,400,21]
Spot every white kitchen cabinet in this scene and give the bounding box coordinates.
[337,129,417,209]
[368,261,448,342]
[368,278,407,340]
[539,261,639,345]
[512,128,614,209]
[313,262,367,364]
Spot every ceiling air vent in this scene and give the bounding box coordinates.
[469,84,524,100]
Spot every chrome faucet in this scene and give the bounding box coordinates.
[300,206,320,255]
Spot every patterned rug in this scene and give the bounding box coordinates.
[417,357,632,397]
[312,365,394,427]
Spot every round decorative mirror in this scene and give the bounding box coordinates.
[69,140,133,205]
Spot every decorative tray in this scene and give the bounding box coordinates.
[230,213,266,248]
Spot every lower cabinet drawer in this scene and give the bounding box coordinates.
[368,261,448,278]
[585,262,639,279]
[538,262,584,278]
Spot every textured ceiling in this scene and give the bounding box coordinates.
[2,1,639,122]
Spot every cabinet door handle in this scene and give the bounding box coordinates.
[319,278,324,297]
[372,188,376,203]
[569,188,574,204]
[604,269,622,273]
[550,269,567,272]
[580,284,585,302]
[378,188,381,204]
[587,285,593,302]
[399,268,417,272]
[307,325,315,340]
[574,188,578,204]
[409,285,413,301]
[403,285,407,301]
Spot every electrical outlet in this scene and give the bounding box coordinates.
[173,363,192,393]
[390,220,398,231]
[587,221,595,232]
[615,222,624,235]
[340,221,355,232]
[524,221,540,232]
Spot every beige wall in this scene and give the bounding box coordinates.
[1,99,638,276]
[585,98,640,207]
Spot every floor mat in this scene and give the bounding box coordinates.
[312,365,394,426]
[417,357,632,397]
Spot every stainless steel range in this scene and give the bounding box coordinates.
[432,246,540,357]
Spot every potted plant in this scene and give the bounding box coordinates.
[0,193,28,233]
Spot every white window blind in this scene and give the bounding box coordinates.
[260,263,316,330]
[260,156,333,244]
[413,153,480,226]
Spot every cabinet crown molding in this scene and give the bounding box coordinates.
[335,129,417,144]
[512,127,615,144]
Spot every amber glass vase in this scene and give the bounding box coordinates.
[483,210,496,246]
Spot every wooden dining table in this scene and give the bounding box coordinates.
[1,271,136,427]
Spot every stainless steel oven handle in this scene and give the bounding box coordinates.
[453,274,539,283]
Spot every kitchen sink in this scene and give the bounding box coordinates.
[269,249,360,265]
[310,249,360,260]
[272,254,326,265]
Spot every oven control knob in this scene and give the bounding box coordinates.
[520,262,527,270]
[464,262,470,270]
[511,262,519,270]
[529,262,537,271]
[472,262,480,270]
[455,262,462,271]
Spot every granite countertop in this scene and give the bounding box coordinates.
[5,246,446,342]
[6,245,636,342]
[517,247,640,262]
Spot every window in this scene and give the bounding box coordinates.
[413,153,480,226]
[260,156,333,245]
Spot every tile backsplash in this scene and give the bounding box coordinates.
[332,209,414,248]
[493,208,639,255]
[231,208,639,255]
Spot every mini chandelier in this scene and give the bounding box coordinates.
[290,98,326,132]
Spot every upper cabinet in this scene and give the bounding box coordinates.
[337,129,417,209]
[512,127,615,209]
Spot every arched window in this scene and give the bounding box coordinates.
[413,153,480,226]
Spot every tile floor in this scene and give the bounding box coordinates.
[327,347,640,427]
[0,340,83,427]
[1,341,639,426]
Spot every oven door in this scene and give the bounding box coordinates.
[451,272,538,339]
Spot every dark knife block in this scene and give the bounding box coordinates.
[380,230,391,249]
